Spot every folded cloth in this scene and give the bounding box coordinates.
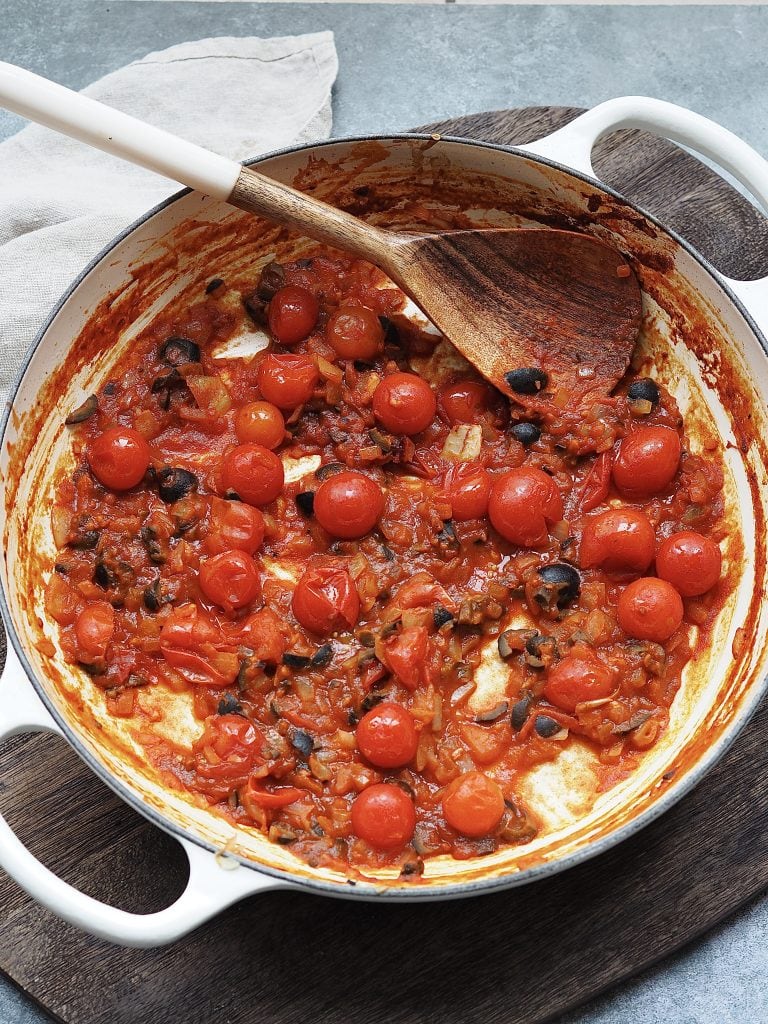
[0,33,338,397]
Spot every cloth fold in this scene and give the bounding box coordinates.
[0,32,338,396]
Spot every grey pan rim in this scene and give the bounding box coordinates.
[1,130,766,904]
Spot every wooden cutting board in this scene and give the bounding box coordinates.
[2,107,768,1024]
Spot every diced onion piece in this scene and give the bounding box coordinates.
[441,424,483,462]
[316,355,343,384]
[186,375,232,416]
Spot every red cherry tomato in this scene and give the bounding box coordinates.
[233,607,286,664]
[656,530,722,597]
[617,577,684,641]
[221,443,284,506]
[443,463,492,521]
[160,603,221,650]
[351,784,416,850]
[382,626,428,691]
[580,508,656,574]
[488,467,564,547]
[267,285,319,345]
[87,427,150,490]
[74,601,115,658]
[234,401,285,450]
[442,771,505,837]
[326,305,383,360]
[356,703,419,769]
[199,550,262,612]
[372,372,436,435]
[438,379,495,424]
[194,714,266,799]
[613,426,681,498]
[579,450,613,513]
[205,499,265,555]
[243,778,303,809]
[313,471,385,539]
[292,562,360,635]
[544,654,614,712]
[257,353,319,409]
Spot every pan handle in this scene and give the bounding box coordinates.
[519,96,768,329]
[0,644,288,946]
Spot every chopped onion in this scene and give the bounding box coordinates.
[441,424,482,462]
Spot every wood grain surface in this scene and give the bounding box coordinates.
[2,106,768,1024]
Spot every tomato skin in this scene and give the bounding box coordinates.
[194,714,265,799]
[443,463,492,521]
[234,401,285,450]
[326,305,384,360]
[372,373,437,435]
[656,531,722,597]
[160,603,221,650]
[579,450,613,513]
[233,607,285,664]
[351,784,416,850]
[438,379,495,424]
[292,563,360,635]
[267,285,319,345]
[257,353,319,409]
[382,627,428,690]
[199,551,262,612]
[580,508,655,574]
[313,471,385,539]
[356,703,419,769]
[243,778,303,809]
[613,426,681,498]
[617,577,684,641]
[544,655,614,712]
[75,602,115,658]
[442,771,505,837]
[221,443,284,506]
[205,499,265,555]
[88,427,150,490]
[488,467,564,547]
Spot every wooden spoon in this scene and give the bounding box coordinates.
[0,62,641,404]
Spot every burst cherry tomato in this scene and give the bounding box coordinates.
[372,372,436,435]
[234,401,285,450]
[488,467,564,547]
[656,530,722,597]
[257,353,319,409]
[233,607,285,664]
[442,463,492,521]
[382,627,428,690]
[580,508,655,574]
[205,499,265,555]
[544,654,614,712]
[356,703,419,769]
[221,443,284,506]
[351,784,416,850]
[438,379,495,424]
[579,450,613,513]
[442,771,505,837]
[613,426,681,498]
[292,563,360,635]
[617,577,684,641]
[326,305,384,360]
[87,427,150,490]
[199,550,262,612]
[74,602,115,658]
[313,471,385,539]
[267,285,319,345]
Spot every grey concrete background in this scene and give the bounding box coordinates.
[1,2,768,1022]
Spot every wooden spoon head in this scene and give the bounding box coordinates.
[392,228,642,406]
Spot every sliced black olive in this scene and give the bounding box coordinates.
[283,652,312,669]
[93,561,116,590]
[360,691,386,715]
[290,728,314,758]
[65,395,98,425]
[143,580,161,612]
[437,520,458,545]
[627,378,660,405]
[296,491,315,516]
[534,715,561,738]
[157,467,198,503]
[511,698,531,731]
[381,544,395,562]
[498,628,538,660]
[103,382,117,397]
[505,368,548,395]
[524,634,559,669]
[368,428,395,455]
[205,278,225,295]
[311,644,333,667]
[158,336,201,366]
[140,526,166,565]
[434,604,454,629]
[244,290,268,325]
[533,563,581,612]
[475,701,509,723]
[510,421,541,446]
[217,693,244,716]
[257,261,286,300]
[315,462,346,481]
[67,529,100,551]
[151,369,184,395]
[354,360,375,371]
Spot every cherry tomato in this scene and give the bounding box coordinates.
[160,603,221,650]
[580,508,655,574]
[443,463,492,521]
[233,607,286,664]
[74,601,115,658]
[205,499,265,555]
[382,627,428,690]
[199,550,262,612]
[221,443,284,506]
[544,654,614,712]
[257,353,319,409]
[267,285,319,345]
[656,530,722,597]
[351,784,416,850]
[617,577,684,641]
[372,372,436,435]
[234,401,285,450]
[87,427,150,490]
[243,778,303,809]
[442,771,505,837]
[488,467,564,547]
[194,714,266,798]
[326,305,383,360]
[292,562,360,635]
[356,703,419,769]
[391,572,454,613]
[613,426,681,498]
[313,471,385,539]
[579,450,613,513]
[438,379,495,424]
